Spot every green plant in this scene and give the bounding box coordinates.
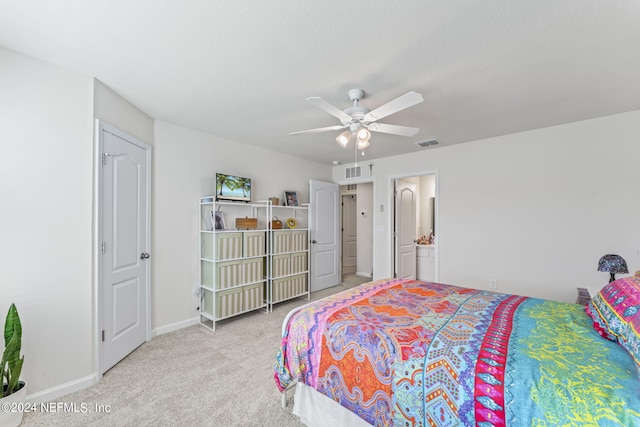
[1,304,24,398]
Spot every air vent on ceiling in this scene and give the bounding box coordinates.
[345,166,361,179]
[415,138,440,148]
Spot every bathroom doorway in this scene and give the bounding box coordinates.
[393,173,437,281]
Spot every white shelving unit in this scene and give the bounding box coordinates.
[267,203,310,311]
[198,197,311,329]
[199,197,269,330]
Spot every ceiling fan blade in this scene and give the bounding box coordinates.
[367,122,420,137]
[289,124,347,135]
[363,91,424,122]
[306,97,353,123]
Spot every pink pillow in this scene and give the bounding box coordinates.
[586,274,640,370]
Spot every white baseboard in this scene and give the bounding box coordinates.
[152,316,199,337]
[356,271,372,278]
[26,373,98,404]
[25,318,199,404]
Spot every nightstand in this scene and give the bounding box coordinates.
[576,287,591,305]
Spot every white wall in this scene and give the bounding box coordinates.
[0,48,95,398]
[152,121,331,332]
[333,109,640,303]
[94,80,154,145]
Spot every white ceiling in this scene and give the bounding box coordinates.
[2,1,640,165]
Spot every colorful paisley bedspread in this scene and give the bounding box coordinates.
[274,279,640,426]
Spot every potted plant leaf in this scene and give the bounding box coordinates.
[0,303,26,427]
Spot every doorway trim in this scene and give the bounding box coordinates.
[93,119,152,378]
[388,169,439,281]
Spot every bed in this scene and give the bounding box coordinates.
[274,277,640,426]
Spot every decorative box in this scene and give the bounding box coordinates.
[235,217,258,229]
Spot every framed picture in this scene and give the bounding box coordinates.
[284,191,298,206]
[211,210,225,230]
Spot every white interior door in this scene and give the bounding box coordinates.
[395,179,417,279]
[309,179,340,291]
[342,194,357,274]
[99,122,150,374]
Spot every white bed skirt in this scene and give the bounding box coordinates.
[292,383,372,427]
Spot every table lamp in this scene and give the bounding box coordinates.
[597,254,628,283]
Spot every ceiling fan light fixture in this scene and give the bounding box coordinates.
[356,127,370,142]
[293,88,423,157]
[336,130,351,148]
[356,139,370,150]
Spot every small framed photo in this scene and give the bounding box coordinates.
[284,191,298,206]
[211,210,225,230]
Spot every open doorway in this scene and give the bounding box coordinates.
[393,173,437,281]
[340,182,374,283]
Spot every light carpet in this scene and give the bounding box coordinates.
[22,275,370,426]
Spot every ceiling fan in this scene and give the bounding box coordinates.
[290,88,424,151]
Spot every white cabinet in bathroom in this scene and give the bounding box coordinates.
[416,244,435,282]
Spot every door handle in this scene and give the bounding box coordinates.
[311,240,318,244]
[140,252,150,259]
